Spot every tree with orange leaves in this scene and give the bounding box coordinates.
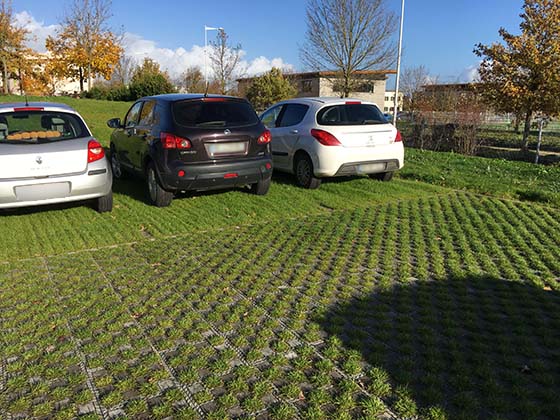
[46,0,122,93]
[475,0,560,150]
[0,0,31,94]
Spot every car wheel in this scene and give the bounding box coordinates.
[370,171,394,182]
[295,154,321,189]
[94,190,113,213]
[110,145,125,179]
[146,161,173,207]
[250,176,271,195]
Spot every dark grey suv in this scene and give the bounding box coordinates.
[108,94,273,206]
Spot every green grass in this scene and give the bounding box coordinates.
[1,96,560,419]
[401,148,560,207]
[1,192,559,419]
[0,174,444,261]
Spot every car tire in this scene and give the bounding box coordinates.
[95,190,113,213]
[250,176,271,195]
[370,171,394,182]
[295,154,321,189]
[146,161,173,207]
[110,144,125,179]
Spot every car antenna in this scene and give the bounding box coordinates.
[204,82,209,98]
[25,95,29,106]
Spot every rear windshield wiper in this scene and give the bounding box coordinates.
[196,120,227,127]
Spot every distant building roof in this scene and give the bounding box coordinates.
[237,69,396,83]
[421,82,483,92]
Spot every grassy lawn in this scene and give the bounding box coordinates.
[1,96,560,419]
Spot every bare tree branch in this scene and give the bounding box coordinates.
[300,0,396,97]
[209,29,242,95]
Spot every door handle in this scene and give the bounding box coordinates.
[290,129,299,134]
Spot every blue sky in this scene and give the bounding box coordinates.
[15,0,524,83]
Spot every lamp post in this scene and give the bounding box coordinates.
[393,0,405,126]
[204,25,223,87]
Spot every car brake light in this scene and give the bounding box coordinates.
[202,97,226,102]
[395,130,402,142]
[161,132,191,149]
[345,101,361,105]
[311,129,342,146]
[88,140,105,163]
[257,130,271,145]
[14,107,44,112]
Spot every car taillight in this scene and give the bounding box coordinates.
[395,130,402,142]
[257,130,271,145]
[87,140,105,163]
[311,129,342,146]
[161,132,192,149]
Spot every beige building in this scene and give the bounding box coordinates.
[1,52,82,96]
[383,90,404,113]
[238,70,396,109]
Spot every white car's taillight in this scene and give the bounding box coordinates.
[87,140,105,163]
[311,129,342,146]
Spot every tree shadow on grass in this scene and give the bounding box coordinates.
[317,275,560,419]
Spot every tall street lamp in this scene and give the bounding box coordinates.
[204,25,223,87]
[393,0,404,126]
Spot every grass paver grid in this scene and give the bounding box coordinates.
[1,192,560,419]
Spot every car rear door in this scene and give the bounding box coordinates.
[260,104,286,167]
[112,101,143,172]
[130,100,157,171]
[269,103,309,170]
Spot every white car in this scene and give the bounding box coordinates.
[0,102,113,212]
[260,97,404,188]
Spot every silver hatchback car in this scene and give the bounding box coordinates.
[0,102,112,212]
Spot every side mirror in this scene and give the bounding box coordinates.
[107,118,122,129]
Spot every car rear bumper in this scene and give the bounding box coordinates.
[159,158,273,192]
[311,142,404,177]
[0,165,112,209]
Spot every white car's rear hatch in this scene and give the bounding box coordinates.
[325,124,395,147]
[0,141,88,179]
[316,102,397,147]
[0,108,91,180]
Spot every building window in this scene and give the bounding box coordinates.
[385,96,389,101]
[332,80,375,93]
[301,80,312,93]
[384,107,389,112]
[354,82,375,93]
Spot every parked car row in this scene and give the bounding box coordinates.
[0,94,404,212]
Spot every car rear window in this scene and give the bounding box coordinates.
[172,99,259,128]
[317,104,387,126]
[0,111,89,144]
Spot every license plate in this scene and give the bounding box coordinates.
[15,182,70,201]
[357,163,386,174]
[206,142,247,157]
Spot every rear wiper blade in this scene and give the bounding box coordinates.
[197,121,227,127]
